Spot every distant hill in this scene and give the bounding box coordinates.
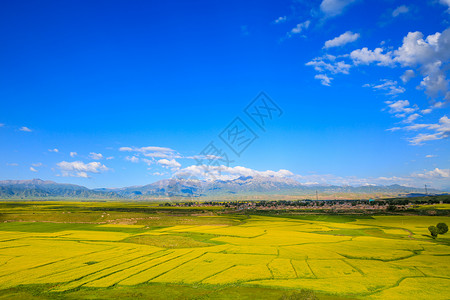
[0,177,442,200]
[0,176,441,200]
[106,176,439,200]
[0,179,121,199]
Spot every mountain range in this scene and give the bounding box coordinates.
[0,177,442,200]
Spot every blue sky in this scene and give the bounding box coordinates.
[0,0,449,189]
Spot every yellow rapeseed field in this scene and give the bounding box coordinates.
[0,213,449,299]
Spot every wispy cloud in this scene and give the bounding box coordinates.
[286,20,310,38]
[324,31,359,48]
[392,5,409,17]
[153,172,167,176]
[89,152,103,160]
[119,146,176,158]
[384,100,418,117]
[320,0,357,18]
[315,74,333,86]
[125,156,139,163]
[401,70,415,83]
[364,80,405,96]
[402,113,421,124]
[48,148,59,153]
[306,55,351,74]
[19,126,32,132]
[390,115,450,145]
[273,16,287,24]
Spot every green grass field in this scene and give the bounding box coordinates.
[0,201,449,299]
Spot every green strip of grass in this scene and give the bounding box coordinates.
[0,283,355,300]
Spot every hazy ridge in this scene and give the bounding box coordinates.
[0,177,442,200]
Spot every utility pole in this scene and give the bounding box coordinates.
[425,184,428,196]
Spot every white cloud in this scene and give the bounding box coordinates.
[345,30,450,145]
[142,158,153,166]
[177,165,294,181]
[125,156,139,163]
[402,113,421,123]
[153,172,167,176]
[30,167,38,172]
[121,146,182,168]
[350,47,394,66]
[425,154,436,158]
[385,100,418,116]
[274,16,287,24]
[19,126,32,132]
[413,168,450,179]
[89,152,103,160]
[119,146,177,159]
[314,74,333,86]
[394,29,450,100]
[306,55,351,74]
[31,163,42,167]
[352,29,450,102]
[308,28,450,133]
[409,133,442,144]
[174,165,440,188]
[324,31,360,48]
[70,152,77,158]
[320,0,357,17]
[401,115,450,145]
[119,146,174,153]
[48,148,59,153]
[119,147,133,152]
[394,31,443,64]
[106,156,114,160]
[6,163,19,166]
[434,101,448,108]
[293,169,450,188]
[419,62,448,98]
[365,79,405,95]
[0,123,4,127]
[392,5,409,17]
[157,159,181,169]
[400,69,415,83]
[57,161,109,178]
[287,20,310,38]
